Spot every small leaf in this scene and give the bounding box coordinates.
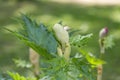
[8,71,37,80]
[104,35,115,49]
[13,59,32,68]
[79,49,106,65]
[70,33,93,47]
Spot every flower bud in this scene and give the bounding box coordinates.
[53,23,69,44]
[99,27,108,39]
[64,26,70,31]
[99,27,108,54]
[53,23,71,59]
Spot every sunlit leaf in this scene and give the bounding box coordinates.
[79,49,106,65]
[13,59,32,68]
[8,72,37,80]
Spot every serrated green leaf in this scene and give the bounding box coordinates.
[104,35,115,49]
[22,15,57,56]
[70,33,93,47]
[71,57,95,80]
[40,56,95,80]
[5,15,58,58]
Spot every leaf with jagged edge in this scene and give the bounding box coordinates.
[70,33,93,47]
[5,15,58,58]
[71,57,95,80]
[104,35,115,49]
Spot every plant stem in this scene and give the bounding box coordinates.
[97,64,103,80]
[97,39,105,80]
[63,43,71,61]
[57,47,63,57]
[29,48,40,78]
[97,53,103,80]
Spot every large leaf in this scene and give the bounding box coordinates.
[6,15,58,58]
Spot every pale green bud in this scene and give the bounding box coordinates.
[53,23,71,60]
[53,23,69,45]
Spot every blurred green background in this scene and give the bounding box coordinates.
[0,0,120,80]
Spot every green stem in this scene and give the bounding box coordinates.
[97,39,105,80]
[97,64,103,80]
[63,43,71,61]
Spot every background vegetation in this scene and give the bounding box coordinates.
[0,0,120,80]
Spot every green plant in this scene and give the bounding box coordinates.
[8,72,37,80]
[97,27,114,80]
[13,58,32,68]
[6,14,105,80]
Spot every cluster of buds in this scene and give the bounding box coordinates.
[52,23,71,60]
